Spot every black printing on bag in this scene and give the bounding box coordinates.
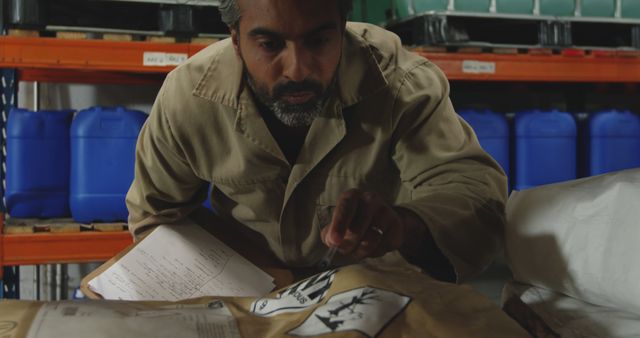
[288,287,411,338]
[250,269,338,317]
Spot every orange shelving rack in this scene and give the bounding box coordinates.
[3,36,640,83]
[2,35,640,272]
[1,231,132,266]
[0,36,205,73]
[419,50,640,83]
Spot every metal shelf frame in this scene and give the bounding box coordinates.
[0,36,206,74]
[1,231,132,266]
[420,50,640,82]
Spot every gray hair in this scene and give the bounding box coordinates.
[219,0,354,29]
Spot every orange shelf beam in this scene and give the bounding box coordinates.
[18,68,167,85]
[420,51,640,82]
[2,36,640,83]
[0,36,206,73]
[1,232,132,266]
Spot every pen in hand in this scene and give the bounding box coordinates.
[317,245,338,269]
[318,203,344,269]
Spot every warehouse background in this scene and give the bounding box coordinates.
[1,0,639,302]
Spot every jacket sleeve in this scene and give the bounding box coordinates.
[392,61,508,282]
[125,74,209,240]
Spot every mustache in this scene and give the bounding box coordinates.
[272,80,324,99]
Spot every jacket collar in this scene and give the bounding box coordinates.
[192,25,389,110]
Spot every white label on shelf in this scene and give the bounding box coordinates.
[462,60,496,74]
[143,52,166,66]
[143,52,188,66]
[165,53,189,65]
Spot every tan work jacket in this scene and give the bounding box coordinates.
[126,22,507,281]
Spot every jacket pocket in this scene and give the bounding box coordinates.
[211,174,285,225]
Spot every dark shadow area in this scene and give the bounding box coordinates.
[449,81,640,114]
[572,21,634,48]
[3,0,228,35]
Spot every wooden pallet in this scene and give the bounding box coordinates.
[411,44,640,58]
[7,28,221,45]
[7,29,40,37]
[4,218,127,235]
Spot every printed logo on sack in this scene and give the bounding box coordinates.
[251,269,337,316]
[288,287,411,337]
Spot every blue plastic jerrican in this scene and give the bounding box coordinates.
[458,109,510,176]
[70,106,147,223]
[515,110,577,190]
[203,184,214,211]
[6,108,74,218]
[588,110,640,176]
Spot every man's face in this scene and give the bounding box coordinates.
[232,0,344,127]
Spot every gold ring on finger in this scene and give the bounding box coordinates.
[370,226,384,236]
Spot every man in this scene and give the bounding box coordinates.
[126,0,507,283]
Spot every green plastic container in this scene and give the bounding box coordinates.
[539,0,575,16]
[581,0,615,17]
[621,0,640,18]
[496,0,534,14]
[394,0,414,18]
[455,0,491,12]
[394,0,448,19]
[351,0,364,21]
[362,0,391,25]
[395,0,449,19]
[413,0,449,13]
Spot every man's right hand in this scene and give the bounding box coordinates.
[321,189,424,261]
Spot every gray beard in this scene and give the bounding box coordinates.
[245,74,330,128]
[271,96,323,127]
